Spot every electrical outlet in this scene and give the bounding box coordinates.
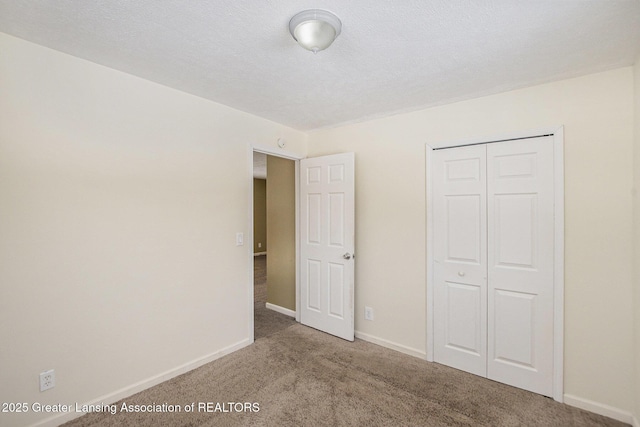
[364,306,374,321]
[39,369,55,392]
[258,242,262,248]
[236,232,244,246]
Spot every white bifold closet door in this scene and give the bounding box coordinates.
[433,136,554,397]
[433,144,488,377]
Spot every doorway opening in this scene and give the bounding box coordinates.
[248,145,356,343]
[251,148,301,341]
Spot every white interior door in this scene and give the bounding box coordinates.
[487,137,554,396]
[433,145,488,376]
[432,136,555,397]
[300,152,355,341]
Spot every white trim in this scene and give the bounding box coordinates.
[254,251,267,256]
[248,146,256,342]
[295,160,301,323]
[552,126,565,402]
[252,143,304,160]
[425,144,435,362]
[425,125,565,401]
[29,338,252,427]
[564,394,635,425]
[355,331,426,359]
[266,302,296,318]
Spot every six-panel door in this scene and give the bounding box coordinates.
[300,152,355,341]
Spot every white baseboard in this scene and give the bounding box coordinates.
[265,302,295,318]
[355,331,426,360]
[564,394,635,425]
[30,338,252,427]
[253,252,267,256]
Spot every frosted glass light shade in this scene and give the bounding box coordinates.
[289,10,342,53]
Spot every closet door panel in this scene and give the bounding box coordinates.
[487,136,555,397]
[433,145,487,376]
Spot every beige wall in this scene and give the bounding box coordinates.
[633,56,640,424]
[308,68,635,413]
[265,156,296,311]
[0,33,307,426]
[253,178,267,253]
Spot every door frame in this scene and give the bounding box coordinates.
[248,144,304,343]
[425,126,565,402]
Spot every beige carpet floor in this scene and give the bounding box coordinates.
[63,256,626,426]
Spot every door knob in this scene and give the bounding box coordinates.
[343,253,352,260]
[458,271,465,277]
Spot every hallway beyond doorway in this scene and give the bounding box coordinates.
[254,255,295,340]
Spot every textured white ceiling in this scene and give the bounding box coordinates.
[1,1,639,131]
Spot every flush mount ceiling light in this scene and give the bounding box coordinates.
[289,9,342,54]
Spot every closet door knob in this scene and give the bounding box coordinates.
[458,271,465,277]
